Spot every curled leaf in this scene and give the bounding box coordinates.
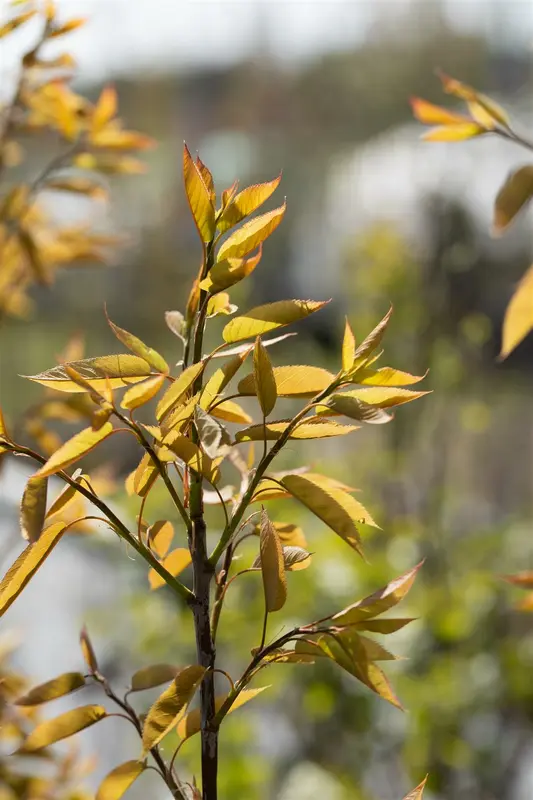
[20,476,48,543]
[253,337,277,417]
[142,665,206,750]
[259,509,287,612]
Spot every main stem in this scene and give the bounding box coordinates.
[189,240,218,800]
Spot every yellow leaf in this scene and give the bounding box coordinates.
[355,367,427,387]
[96,761,146,800]
[48,17,87,37]
[251,479,292,502]
[209,400,252,425]
[0,523,66,617]
[121,375,166,410]
[217,202,286,261]
[20,476,48,543]
[0,406,9,440]
[34,422,114,478]
[338,387,429,408]
[147,520,174,558]
[15,673,85,706]
[200,249,263,293]
[281,473,378,554]
[403,777,428,800]
[332,563,422,625]
[223,299,328,344]
[253,337,277,417]
[133,453,159,497]
[183,143,215,243]
[493,166,533,235]
[218,174,282,233]
[272,522,307,549]
[156,362,204,420]
[20,705,107,752]
[195,154,215,203]
[259,509,287,612]
[467,101,497,130]
[80,626,99,674]
[238,365,335,398]
[410,97,471,126]
[500,264,533,358]
[351,307,392,363]
[24,355,152,394]
[0,10,37,38]
[201,348,253,409]
[342,319,356,372]
[422,123,485,141]
[176,686,269,740]
[92,85,118,132]
[161,394,200,439]
[438,70,510,126]
[107,316,168,373]
[45,177,107,200]
[236,418,359,441]
[142,665,206,750]
[167,437,219,482]
[206,292,237,318]
[149,549,192,590]
[504,571,533,589]
[130,664,179,692]
[282,545,311,571]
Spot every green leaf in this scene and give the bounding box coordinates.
[20,705,107,752]
[223,299,328,343]
[34,422,114,478]
[20,476,48,543]
[142,665,206,750]
[493,165,533,235]
[16,672,86,706]
[130,664,179,692]
[238,365,335,398]
[23,355,153,394]
[217,202,286,260]
[0,523,66,617]
[96,761,146,800]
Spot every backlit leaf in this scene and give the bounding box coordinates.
[355,367,426,387]
[403,777,428,800]
[236,418,359,442]
[422,123,485,141]
[218,174,282,233]
[317,396,392,425]
[281,473,378,554]
[282,545,312,571]
[34,422,114,478]
[210,400,252,425]
[353,618,415,634]
[130,664,179,692]
[260,509,287,612]
[223,299,328,344]
[200,249,262,293]
[96,761,146,800]
[254,337,277,417]
[342,319,356,372]
[147,520,174,558]
[176,687,269,740]
[332,563,422,625]
[351,308,392,363]
[156,362,204,420]
[16,673,85,706]
[238,365,335,398]
[80,626,99,674]
[493,166,533,235]
[438,70,510,126]
[0,406,9,441]
[500,263,533,358]
[20,705,107,752]
[201,348,253,409]
[121,375,166,410]
[206,292,237,318]
[132,453,158,497]
[20,476,48,543]
[194,407,230,459]
[149,549,192,590]
[333,387,429,408]
[273,522,307,548]
[217,202,286,261]
[0,523,66,617]
[24,355,152,394]
[107,316,169,373]
[195,154,215,202]
[161,394,200,439]
[166,437,219,482]
[410,97,471,126]
[92,85,117,132]
[183,144,215,243]
[0,10,37,38]
[142,665,206,750]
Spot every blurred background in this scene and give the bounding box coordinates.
[1,1,533,798]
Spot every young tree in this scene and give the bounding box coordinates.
[0,5,430,800]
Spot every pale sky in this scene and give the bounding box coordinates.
[1,0,532,86]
